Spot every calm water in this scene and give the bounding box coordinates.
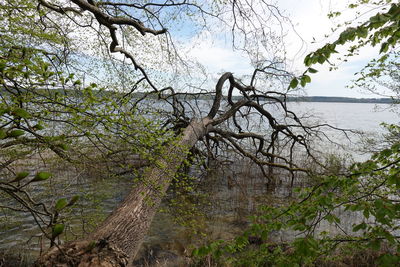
[289,102,398,133]
[0,102,398,262]
[286,102,399,160]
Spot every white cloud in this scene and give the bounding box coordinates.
[296,43,381,97]
[172,0,388,97]
[279,0,387,97]
[185,31,253,76]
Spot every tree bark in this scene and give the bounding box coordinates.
[36,117,213,266]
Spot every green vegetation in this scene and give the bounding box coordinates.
[192,1,400,266]
[1,0,400,266]
[0,0,173,253]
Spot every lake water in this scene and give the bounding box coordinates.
[289,102,398,133]
[287,102,398,160]
[0,101,398,263]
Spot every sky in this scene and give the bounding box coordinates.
[185,0,384,98]
[280,0,381,98]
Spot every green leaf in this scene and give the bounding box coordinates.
[304,55,312,66]
[294,238,316,257]
[58,143,69,150]
[378,254,399,267]
[289,78,299,89]
[0,62,6,72]
[327,44,338,54]
[11,108,30,119]
[198,246,210,256]
[380,42,389,53]
[52,223,65,238]
[357,27,369,38]
[0,129,6,139]
[352,222,367,232]
[380,148,393,157]
[363,208,370,219]
[308,67,318,73]
[388,173,399,186]
[213,248,222,259]
[33,124,45,131]
[235,236,249,247]
[368,239,381,250]
[300,77,307,87]
[55,198,68,211]
[10,171,30,183]
[7,130,25,138]
[317,55,325,64]
[191,248,199,257]
[0,107,9,116]
[31,172,52,182]
[261,230,268,241]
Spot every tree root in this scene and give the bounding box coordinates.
[35,239,129,267]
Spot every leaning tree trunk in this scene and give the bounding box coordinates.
[36,117,213,266]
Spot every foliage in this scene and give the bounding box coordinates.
[193,136,400,265]
[193,1,400,266]
[3,0,399,265]
[350,51,400,100]
[165,161,210,238]
[0,1,305,259]
[0,0,173,250]
[290,0,400,90]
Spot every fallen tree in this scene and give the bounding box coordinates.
[29,1,400,266]
[35,70,315,265]
[1,1,336,266]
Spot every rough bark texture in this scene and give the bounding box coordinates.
[36,118,212,266]
[35,240,129,267]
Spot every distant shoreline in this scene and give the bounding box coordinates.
[286,96,395,104]
[2,88,395,104]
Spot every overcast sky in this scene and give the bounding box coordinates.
[186,0,383,98]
